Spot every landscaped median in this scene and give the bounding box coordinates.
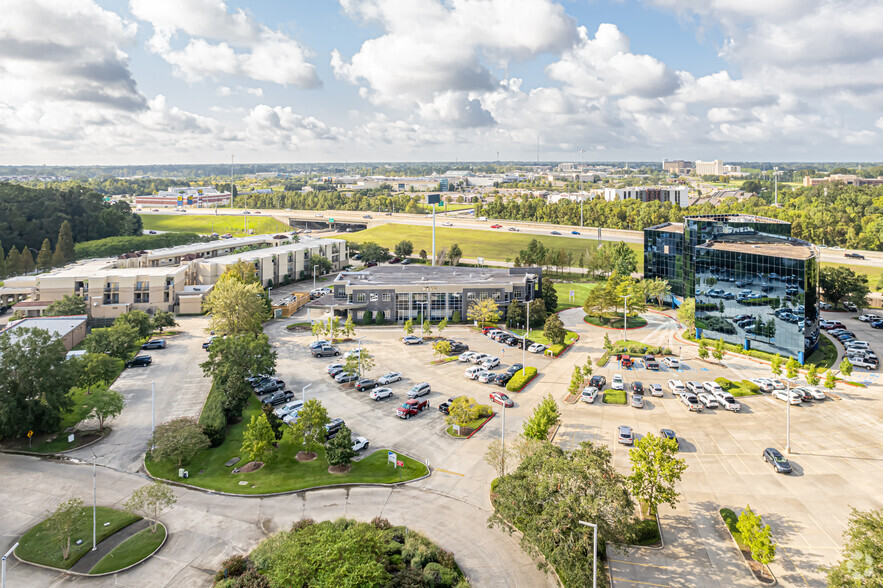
[602,389,627,404]
[680,330,838,370]
[584,314,647,329]
[719,508,776,584]
[597,340,672,367]
[509,328,579,358]
[715,377,761,397]
[506,367,538,392]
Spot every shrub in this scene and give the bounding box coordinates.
[475,404,493,418]
[506,367,538,391]
[215,555,249,581]
[422,562,459,587]
[451,310,461,323]
[230,568,270,588]
[632,518,661,546]
[715,377,735,391]
[374,311,385,325]
[741,380,760,394]
[363,310,373,324]
[198,382,228,447]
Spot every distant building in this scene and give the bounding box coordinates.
[1,315,88,351]
[802,174,883,187]
[662,160,693,175]
[694,160,725,176]
[438,177,449,191]
[135,186,231,208]
[604,186,689,207]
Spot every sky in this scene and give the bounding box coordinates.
[1,0,882,165]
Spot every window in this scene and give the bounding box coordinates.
[467,292,475,300]
[356,293,366,302]
[382,293,391,302]
[492,292,500,300]
[369,293,378,302]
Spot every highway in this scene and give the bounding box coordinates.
[138,207,883,267]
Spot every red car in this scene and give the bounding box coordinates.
[396,399,429,419]
[489,392,514,407]
[490,224,503,229]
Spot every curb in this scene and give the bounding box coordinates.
[551,334,580,358]
[142,449,433,498]
[14,520,168,577]
[0,428,111,457]
[629,511,665,551]
[507,371,538,393]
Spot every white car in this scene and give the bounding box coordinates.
[485,330,503,338]
[804,387,827,400]
[282,411,301,424]
[770,379,787,390]
[528,343,547,353]
[580,387,599,403]
[470,353,489,364]
[667,379,686,394]
[774,389,802,404]
[749,378,774,393]
[702,381,723,394]
[851,357,878,370]
[697,392,719,408]
[478,371,497,383]
[685,381,704,394]
[611,375,624,390]
[442,221,453,227]
[458,351,477,362]
[845,341,870,350]
[345,348,364,359]
[377,372,402,385]
[403,335,424,345]
[482,357,501,369]
[649,384,664,397]
[465,365,485,379]
[352,436,369,452]
[662,357,680,369]
[858,314,880,322]
[370,387,394,400]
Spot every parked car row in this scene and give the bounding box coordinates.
[821,321,879,369]
[480,326,541,351]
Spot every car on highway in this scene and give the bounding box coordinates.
[580,387,598,403]
[489,392,514,407]
[141,339,167,350]
[550,231,561,235]
[478,371,497,384]
[631,394,644,409]
[660,429,679,449]
[508,227,519,232]
[649,383,663,397]
[370,387,394,401]
[442,221,453,227]
[762,447,792,474]
[528,343,547,353]
[845,252,865,259]
[126,355,152,368]
[396,399,429,419]
[571,230,581,235]
[611,374,624,390]
[355,379,378,391]
[403,335,424,345]
[363,214,372,219]
[617,425,634,445]
[377,371,403,384]
[407,382,431,398]
[491,224,503,229]
[352,436,369,452]
[662,357,680,369]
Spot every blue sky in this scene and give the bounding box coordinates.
[2,0,882,164]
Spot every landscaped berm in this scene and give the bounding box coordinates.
[212,518,470,588]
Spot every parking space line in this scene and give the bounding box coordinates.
[611,578,670,587]
[435,468,464,477]
[778,545,810,586]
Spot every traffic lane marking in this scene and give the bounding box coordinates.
[434,468,464,476]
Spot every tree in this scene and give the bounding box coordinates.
[46,498,84,561]
[115,310,153,339]
[45,294,87,317]
[712,338,725,363]
[698,339,709,360]
[54,220,76,264]
[528,298,548,328]
[611,241,638,275]
[0,241,5,278]
[824,369,837,391]
[820,266,869,309]
[36,238,53,270]
[451,310,461,323]
[422,319,432,336]
[540,278,558,313]
[84,322,138,360]
[447,243,463,265]
[325,424,356,467]
[201,333,276,418]
[77,352,120,393]
[290,399,329,450]
[543,313,566,346]
[737,506,777,571]
[324,316,342,341]
[203,278,269,336]
[403,319,414,335]
[6,246,21,275]
[840,357,853,376]
[241,413,276,464]
[805,364,820,387]
[262,404,285,441]
[312,320,326,341]
[627,433,688,519]
[419,249,427,261]
[484,439,513,478]
[506,300,525,327]
[432,339,452,360]
[770,354,783,377]
[125,482,177,533]
[446,397,481,427]
[151,310,177,333]
[521,394,560,440]
[785,356,800,379]
[437,317,447,336]
[467,298,501,326]
[85,387,124,432]
[568,366,584,396]
[393,240,414,258]
[358,242,390,263]
[603,333,613,353]
[147,417,210,467]
[678,298,696,337]
[310,254,332,275]
[0,327,75,439]
[343,316,356,338]
[20,246,35,273]
[825,507,883,587]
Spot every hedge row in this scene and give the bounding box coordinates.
[75,232,206,260]
[506,367,538,392]
[198,381,227,447]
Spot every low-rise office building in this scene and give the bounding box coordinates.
[1,315,88,350]
[135,186,231,208]
[313,265,542,323]
[644,214,820,362]
[2,235,347,320]
[604,186,689,207]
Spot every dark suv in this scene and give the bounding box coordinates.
[325,418,345,440]
[589,375,606,389]
[126,355,152,368]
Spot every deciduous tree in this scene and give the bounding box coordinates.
[115,310,153,339]
[712,338,725,363]
[86,388,124,432]
[467,298,501,326]
[432,339,451,360]
[785,356,800,379]
[147,417,209,467]
[202,279,269,335]
[540,277,557,313]
[447,243,463,265]
[521,394,560,440]
[125,482,176,533]
[805,364,820,387]
[446,396,481,427]
[200,333,276,418]
[241,413,276,464]
[627,433,687,519]
[422,319,432,336]
[403,319,414,335]
[393,240,414,258]
[325,424,356,467]
[46,498,84,560]
[824,369,837,391]
[820,266,869,310]
[737,506,777,571]
[484,439,513,478]
[542,313,566,346]
[840,357,853,376]
[677,298,696,337]
[290,399,330,450]
[151,310,177,333]
[825,507,883,587]
[45,295,87,317]
[698,339,709,360]
[77,353,121,393]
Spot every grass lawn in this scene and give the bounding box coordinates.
[806,334,837,369]
[15,507,141,570]
[603,389,627,404]
[140,214,290,236]
[446,415,490,437]
[509,327,578,348]
[690,331,837,370]
[553,282,597,310]
[346,224,644,271]
[715,378,760,397]
[821,260,883,284]
[719,508,745,545]
[146,397,428,494]
[89,525,166,574]
[584,314,647,329]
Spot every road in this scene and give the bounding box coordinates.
[138,207,883,268]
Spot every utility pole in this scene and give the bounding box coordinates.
[522,298,529,377]
[774,166,779,206]
[579,148,586,227]
[786,377,791,453]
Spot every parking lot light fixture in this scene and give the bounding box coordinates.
[522,298,530,377]
[302,383,312,404]
[313,264,319,291]
[620,294,632,342]
[578,520,598,588]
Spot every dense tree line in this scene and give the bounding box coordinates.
[0,183,142,254]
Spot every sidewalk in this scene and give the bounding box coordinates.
[68,518,150,574]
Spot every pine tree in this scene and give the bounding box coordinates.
[0,242,6,278]
[20,247,35,274]
[6,246,21,276]
[36,239,53,270]
[56,221,75,263]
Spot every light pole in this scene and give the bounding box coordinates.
[578,520,598,588]
[302,383,312,404]
[1,542,19,588]
[579,148,586,227]
[500,400,506,476]
[522,298,530,377]
[356,336,366,377]
[313,264,319,291]
[91,450,97,551]
[620,294,632,342]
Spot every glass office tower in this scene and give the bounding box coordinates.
[644,215,820,361]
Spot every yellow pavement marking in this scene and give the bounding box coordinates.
[434,468,464,477]
[609,559,669,570]
[779,545,810,587]
[611,577,670,587]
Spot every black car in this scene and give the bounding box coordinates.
[261,390,295,406]
[254,379,285,395]
[845,252,865,260]
[504,336,519,347]
[659,429,679,449]
[325,418,345,439]
[355,379,378,391]
[793,388,813,402]
[328,366,346,378]
[589,375,606,389]
[762,447,792,473]
[126,355,152,368]
[515,339,534,349]
[631,382,644,395]
[142,339,167,350]
[495,373,513,387]
[449,342,469,354]
[438,397,459,414]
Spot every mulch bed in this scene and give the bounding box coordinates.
[741,549,776,584]
[296,451,317,462]
[328,465,351,474]
[232,461,263,474]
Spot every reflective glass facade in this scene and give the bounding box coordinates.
[644,215,820,362]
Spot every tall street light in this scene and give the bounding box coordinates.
[620,294,632,342]
[356,336,366,377]
[302,383,312,404]
[90,450,98,551]
[313,264,319,291]
[578,520,598,588]
[579,148,586,227]
[500,399,506,477]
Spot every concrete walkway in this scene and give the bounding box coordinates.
[69,519,150,574]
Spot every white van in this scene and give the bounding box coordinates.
[477,216,488,221]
